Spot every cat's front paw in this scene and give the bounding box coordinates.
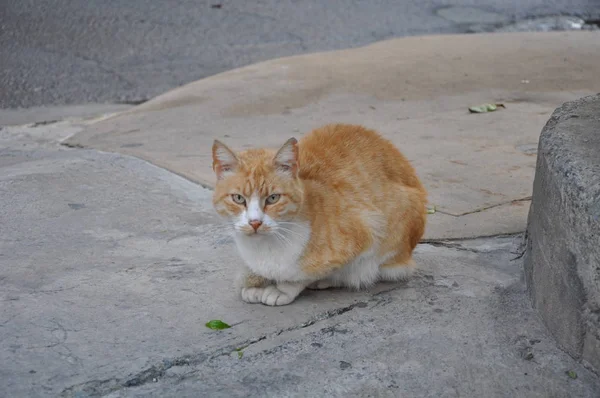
[241,287,266,304]
[260,285,296,306]
[241,285,296,306]
[241,282,306,306]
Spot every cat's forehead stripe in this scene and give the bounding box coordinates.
[240,168,276,197]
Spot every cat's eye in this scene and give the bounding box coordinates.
[266,194,281,205]
[231,194,246,205]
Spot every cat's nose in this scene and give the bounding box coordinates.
[248,220,262,231]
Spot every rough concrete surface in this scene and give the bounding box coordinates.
[3,0,600,108]
[524,94,600,373]
[1,119,600,397]
[66,31,600,240]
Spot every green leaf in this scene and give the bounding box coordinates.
[566,370,577,379]
[426,206,436,214]
[468,103,505,113]
[205,320,231,330]
[235,348,244,359]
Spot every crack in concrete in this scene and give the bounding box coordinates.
[424,234,530,263]
[436,196,532,217]
[510,231,528,261]
[425,241,482,253]
[421,232,523,244]
[59,300,371,397]
[115,99,148,106]
[288,301,368,330]
[30,119,60,127]
[61,142,85,149]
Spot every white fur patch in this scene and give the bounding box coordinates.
[379,261,416,281]
[234,221,311,282]
[326,249,396,290]
[246,194,263,222]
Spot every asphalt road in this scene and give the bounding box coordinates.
[1,0,599,108]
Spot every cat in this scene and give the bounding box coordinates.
[212,123,427,306]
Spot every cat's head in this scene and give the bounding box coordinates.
[211,138,304,236]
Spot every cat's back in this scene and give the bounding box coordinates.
[298,124,423,190]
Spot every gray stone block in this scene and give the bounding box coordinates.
[524,93,600,372]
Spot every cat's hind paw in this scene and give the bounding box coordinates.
[307,279,334,290]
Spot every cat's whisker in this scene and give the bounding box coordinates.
[273,226,319,250]
[272,231,292,247]
[275,224,310,235]
[273,226,307,239]
[274,230,310,245]
[277,221,305,227]
[277,233,297,248]
[274,222,307,232]
[269,230,287,245]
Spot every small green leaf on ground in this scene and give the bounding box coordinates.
[235,348,244,359]
[205,320,231,330]
[426,206,436,214]
[468,103,505,113]
[566,370,578,379]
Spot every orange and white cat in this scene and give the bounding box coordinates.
[212,124,427,306]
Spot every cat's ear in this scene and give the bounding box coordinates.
[273,137,298,177]
[212,140,239,180]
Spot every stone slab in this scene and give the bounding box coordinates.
[1,123,599,397]
[65,31,600,240]
[524,94,600,373]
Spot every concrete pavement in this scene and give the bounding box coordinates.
[2,29,600,397]
[1,119,599,397]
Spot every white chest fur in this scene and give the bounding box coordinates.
[233,222,311,282]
